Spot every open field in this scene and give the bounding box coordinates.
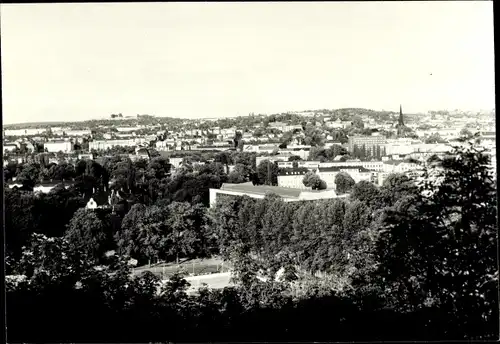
[133,257,232,279]
[185,272,233,292]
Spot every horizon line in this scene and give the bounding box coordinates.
[3,106,496,127]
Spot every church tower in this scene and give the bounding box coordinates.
[398,104,404,126]
[396,104,406,137]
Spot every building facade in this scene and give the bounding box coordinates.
[44,141,73,153]
[209,182,340,208]
[348,135,386,155]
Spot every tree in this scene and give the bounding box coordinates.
[335,172,355,194]
[308,147,328,162]
[288,155,302,162]
[17,163,41,190]
[352,116,364,129]
[215,152,233,174]
[373,143,498,338]
[302,171,327,190]
[49,162,76,181]
[459,128,474,139]
[303,126,324,147]
[165,202,211,264]
[4,189,37,259]
[227,170,247,184]
[136,205,170,266]
[115,203,147,260]
[234,131,244,151]
[379,173,418,207]
[425,133,446,144]
[256,160,279,186]
[65,208,108,260]
[350,180,380,207]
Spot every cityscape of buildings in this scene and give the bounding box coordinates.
[4,106,496,202]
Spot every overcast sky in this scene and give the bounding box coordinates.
[1,2,495,124]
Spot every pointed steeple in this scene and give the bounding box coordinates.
[398,104,404,126]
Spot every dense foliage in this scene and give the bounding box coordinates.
[5,143,498,341]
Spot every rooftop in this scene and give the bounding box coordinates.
[318,166,372,173]
[220,182,306,198]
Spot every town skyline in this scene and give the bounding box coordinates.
[1,2,495,125]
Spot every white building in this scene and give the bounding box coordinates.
[169,157,183,169]
[277,166,373,191]
[382,160,421,173]
[3,144,17,152]
[256,154,292,167]
[277,160,384,172]
[317,166,372,189]
[89,139,143,151]
[4,128,47,137]
[209,182,340,208]
[324,119,344,129]
[116,127,141,132]
[44,141,73,153]
[277,169,309,189]
[86,198,98,209]
[66,129,91,137]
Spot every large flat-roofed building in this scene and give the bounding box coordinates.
[348,135,386,155]
[209,182,341,208]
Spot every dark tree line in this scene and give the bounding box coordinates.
[5,143,498,341]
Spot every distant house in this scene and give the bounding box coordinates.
[85,187,112,210]
[317,166,373,188]
[86,198,98,209]
[255,154,292,167]
[78,153,94,160]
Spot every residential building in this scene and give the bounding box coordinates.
[78,153,94,160]
[317,166,372,189]
[3,144,17,152]
[169,157,183,169]
[4,128,47,137]
[89,139,139,151]
[277,160,384,172]
[257,144,279,154]
[44,140,73,153]
[116,127,141,132]
[277,169,309,189]
[256,154,292,167]
[66,129,92,137]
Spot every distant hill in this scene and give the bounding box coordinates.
[3,116,185,130]
[3,108,492,129]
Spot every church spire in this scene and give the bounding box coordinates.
[398,104,404,126]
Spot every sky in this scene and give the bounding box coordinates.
[1,2,495,125]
